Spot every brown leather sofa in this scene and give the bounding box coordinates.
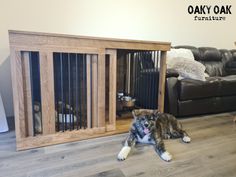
[166,46,236,116]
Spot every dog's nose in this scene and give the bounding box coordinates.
[144,122,149,127]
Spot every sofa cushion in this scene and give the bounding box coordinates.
[197,48,225,77]
[199,47,222,61]
[201,61,225,76]
[178,75,236,101]
[178,97,221,116]
[178,77,221,101]
[178,96,236,116]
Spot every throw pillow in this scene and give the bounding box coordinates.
[167,48,195,68]
[171,57,206,81]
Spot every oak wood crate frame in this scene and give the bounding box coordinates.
[9,30,171,150]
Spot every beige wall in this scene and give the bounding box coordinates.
[1,0,236,116]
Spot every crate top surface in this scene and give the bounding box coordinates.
[9,30,171,51]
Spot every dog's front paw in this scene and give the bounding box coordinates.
[117,146,131,161]
[160,151,172,162]
[182,136,191,143]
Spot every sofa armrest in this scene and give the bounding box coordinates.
[166,77,179,116]
[167,68,179,78]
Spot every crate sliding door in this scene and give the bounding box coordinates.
[53,52,106,131]
[11,50,110,150]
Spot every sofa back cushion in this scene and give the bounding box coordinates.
[174,46,236,77]
[198,47,225,76]
[199,47,222,61]
[176,46,225,77]
[174,46,201,61]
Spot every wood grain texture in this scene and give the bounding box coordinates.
[1,112,236,177]
[39,51,55,135]
[97,51,106,127]
[10,50,26,141]
[106,49,117,131]
[158,51,167,113]
[21,52,34,136]
[9,30,171,51]
[86,55,92,129]
[91,55,98,128]
[10,49,21,142]
[16,127,106,151]
[14,118,131,151]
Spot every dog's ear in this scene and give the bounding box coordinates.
[152,110,160,116]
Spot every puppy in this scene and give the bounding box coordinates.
[117,109,191,162]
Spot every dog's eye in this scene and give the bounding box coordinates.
[141,117,145,121]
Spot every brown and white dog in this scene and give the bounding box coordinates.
[117,109,191,162]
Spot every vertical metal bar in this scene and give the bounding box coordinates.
[134,52,138,99]
[64,54,67,131]
[79,54,84,129]
[83,54,87,128]
[71,54,74,130]
[123,55,126,94]
[131,53,135,97]
[90,55,92,128]
[127,53,131,95]
[68,53,72,130]
[145,51,150,109]
[136,52,140,105]
[130,53,133,96]
[29,52,36,136]
[149,51,152,108]
[76,53,79,130]
[149,51,152,109]
[80,55,83,129]
[60,53,64,132]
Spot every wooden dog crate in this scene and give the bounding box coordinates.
[9,30,170,150]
